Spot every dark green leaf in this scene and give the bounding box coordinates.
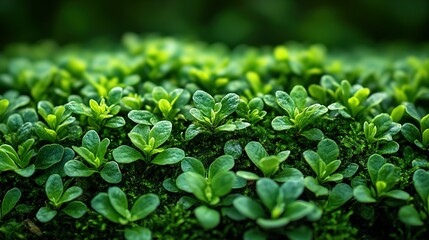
[63,201,87,218]
[151,148,184,165]
[100,162,122,183]
[194,206,220,229]
[233,196,266,220]
[130,193,160,221]
[124,227,151,240]
[113,145,143,163]
[36,207,57,223]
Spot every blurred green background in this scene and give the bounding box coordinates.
[1,0,428,47]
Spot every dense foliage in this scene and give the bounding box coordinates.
[1,34,429,239]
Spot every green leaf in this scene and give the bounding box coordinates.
[237,171,260,180]
[284,201,314,221]
[15,164,35,177]
[108,187,130,219]
[378,141,399,154]
[0,151,17,172]
[390,105,405,122]
[233,196,266,220]
[353,185,376,203]
[151,148,184,165]
[130,193,160,221]
[149,120,172,148]
[304,176,328,197]
[105,117,126,128]
[64,160,96,177]
[72,146,96,166]
[398,205,424,226]
[82,130,100,153]
[256,178,278,211]
[176,172,207,202]
[245,141,268,166]
[381,190,410,200]
[401,123,421,143]
[34,144,65,170]
[367,154,385,183]
[108,87,122,104]
[193,90,215,116]
[36,207,57,223]
[303,150,321,176]
[162,178,180,192]
[194,206,220,229]
[243,229,267,240]
[259,156,281,177]
[421,114,429,131]
[113,145,143,163]
[326,183,353,211]
[377,163,400,192]
[62,201,87,218]
[273,168,304,182]
[128,110,158,125]
[413,169,429,205]
[100,162,122,183]
[181,157,205,175]
[285,226,313,240]
[324,160,341,178]
[218,93,239,118]
[45,174,64,203]
[224,140,242,159]
[59,186,83,204]
[317,139,339,163]
[290,85,307,111]
[340,163,359,178]
[91,193,122,224]
[300,128,324,141]
[124,227,151,240]
[276,91,295,117]
[1,188,21,219]
[280,179,305,202]
[185,124,202,141]
[272,116,293,131]
[209,155,234,178]
[257,217,290,229]
[211,171,235,197]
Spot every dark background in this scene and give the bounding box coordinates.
[1,0,429,48]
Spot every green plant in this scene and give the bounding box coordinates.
[363,113,401,154]
[0,108,38,146]
[64,130,122,183]
[0,91,30,123]
[146,86,190,120]
[310,76,386,121]
[237,141,303,182]
[398,169,429,226]
[303,139,344,196]
[0,188,21,221]
[353,154,409,203]
[272,85,328,140]
[0,139,36,177]
[66,87,125,130]
[401,107,429,150]
[36,174,87,222]
[243,71,272,99]
[174,155,243,229]
[34,101,82,142]
[185,90,250,140]
[236,97,267,124]
[91,186,159,240]
[113,120,184,165]
[233,178,320,239]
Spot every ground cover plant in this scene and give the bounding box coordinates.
[0,34,429,239]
